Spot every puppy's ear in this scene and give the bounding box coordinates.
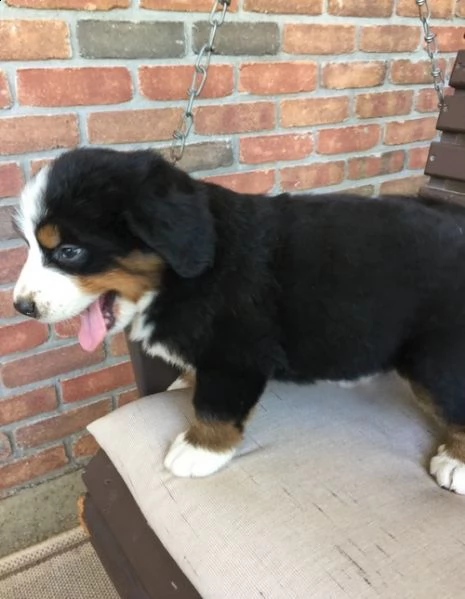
[125,188,215,278]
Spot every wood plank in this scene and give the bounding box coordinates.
[424,142,465,182]
[83,451,201,599]
[125,333,179,397]
[437,93,465,133]
[450,50,465,89]
[420,183,465,207]
[83,494,152,599]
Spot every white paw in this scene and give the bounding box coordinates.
[164,431,236,478]
[430,445,465,494]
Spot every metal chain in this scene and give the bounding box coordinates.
[170,0,231,164]
[415,0,446,111]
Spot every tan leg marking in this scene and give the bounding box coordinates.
[444,427,465,462]
[408,381,442,423]
[186,419,243,452]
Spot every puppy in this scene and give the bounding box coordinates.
[13,148,465,492]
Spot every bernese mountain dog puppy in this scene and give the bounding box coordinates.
[13,148,465,492]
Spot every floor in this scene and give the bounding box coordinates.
[0,528,119,599]
[0,470,86,559]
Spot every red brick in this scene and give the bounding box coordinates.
[1,344,105,388]
[194,102,275,135]
[0,446,67,492]
[6,0,128,7]
[348,151,405,180]
[390,59,447,85]
[54,317,80,339]
[15,399,111,449]
[18,68,132,107]
[0,20,70,61]
[343,185,375,197]
[322,61,386,89]
[87,108,181,144]
[385,117,437,145]
[0,245,27,285]
[72,433,99,459]
[280,96,349,128]
[0,163,23,198]
[240,133,312,164]
[380,175,428,195]
[109,332,129,357]
[458,0,465,17]
[281,161,345,191]
[0,288,15,319]
[328,0,393,16]
[0,387,57,426]
[283,24,355,54]
[244,0,321,13]
[117,388,139,407]
[0,115,79,155]
[416,88,444,113]
[408,146,430,170]
[0,433,12,461]
[204,170,275,194]
[239,61,317,95]
[318,124,380,155]
[0,72,11,109]
[0,320,49,356]
[397,0,453,17]
[139,65,233,101]
[360,26,420,52]
[61,362,134,403]
[434,27,465,52]
[356,90,413,119]
[142,0,238,9]
[0,205,17,240]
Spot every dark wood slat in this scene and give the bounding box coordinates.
[83,451,201,599]
[424,142,465,183]
[420,183,465,207]
[125,332,179,397]
[437,93,465,133]
[83,494,152,599]
[450,50,465,89]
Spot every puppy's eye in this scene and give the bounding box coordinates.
[53,245,87,264]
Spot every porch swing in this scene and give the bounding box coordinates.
[80,3,465,599]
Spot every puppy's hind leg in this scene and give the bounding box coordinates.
[398,332,465,494]
[430,428,465,495]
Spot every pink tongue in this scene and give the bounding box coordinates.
[78,299,107,352]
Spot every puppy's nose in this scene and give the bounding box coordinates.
[14,297,39,318]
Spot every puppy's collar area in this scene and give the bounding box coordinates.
[78,291,117,352]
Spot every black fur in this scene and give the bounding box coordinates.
[45,148,465,431]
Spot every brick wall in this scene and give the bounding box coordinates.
[0,0,463,496]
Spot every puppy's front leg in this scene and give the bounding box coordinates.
[164,369,266,477]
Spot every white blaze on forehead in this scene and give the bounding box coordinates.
[15,165,50,240]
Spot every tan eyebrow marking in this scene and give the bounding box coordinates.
[36,223,61,249]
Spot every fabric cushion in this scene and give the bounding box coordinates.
[88,375,465,599]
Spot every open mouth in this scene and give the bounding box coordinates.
[78,291,118,353]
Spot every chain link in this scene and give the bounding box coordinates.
[170,0,231,164]
[416,0,446,110]
[171,0,444,162]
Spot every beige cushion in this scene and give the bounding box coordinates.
[88,375,465,599]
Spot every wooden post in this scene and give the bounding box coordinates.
[421,50,465,206]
